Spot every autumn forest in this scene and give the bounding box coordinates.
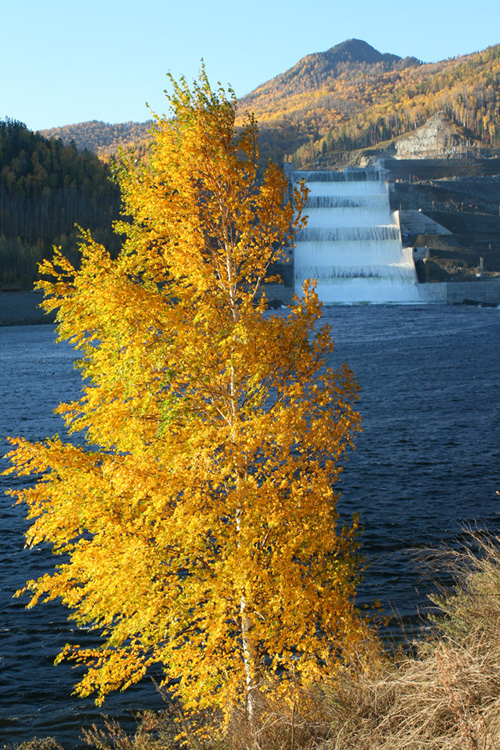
[0,119,120,288]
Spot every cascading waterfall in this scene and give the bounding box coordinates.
[292,167,419,303]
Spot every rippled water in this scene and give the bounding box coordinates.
[1,306,499,747]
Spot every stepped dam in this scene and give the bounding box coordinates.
[288,166,420,304]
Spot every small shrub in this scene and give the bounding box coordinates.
[13,740,64,750]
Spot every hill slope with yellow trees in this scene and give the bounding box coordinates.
[40,119,153,160]
[236,38,500,166]
[40,39,500,168]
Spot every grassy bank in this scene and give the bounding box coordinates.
[12,533,500,750]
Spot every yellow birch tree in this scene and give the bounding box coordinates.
[4,70,364,724]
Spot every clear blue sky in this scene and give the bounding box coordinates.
[3,0,499,132]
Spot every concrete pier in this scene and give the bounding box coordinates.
[418,278,500,305]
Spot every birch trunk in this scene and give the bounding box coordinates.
[240,592,259,722]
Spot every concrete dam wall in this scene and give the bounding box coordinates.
[289,166,419,304]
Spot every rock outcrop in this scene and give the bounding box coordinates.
[393,112,472,159]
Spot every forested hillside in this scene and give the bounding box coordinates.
[241,39,500,166]
[37,40,500,169]
[40,120,153,159]
[0,119,120,288]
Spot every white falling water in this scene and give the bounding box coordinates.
[292,168,419,303]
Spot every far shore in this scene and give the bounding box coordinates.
[0,291,55,326]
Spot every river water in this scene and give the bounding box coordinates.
[1,305,500,747]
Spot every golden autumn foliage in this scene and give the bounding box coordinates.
[4,71,365,725]
[237,41,500,165]
[35,42,500,171]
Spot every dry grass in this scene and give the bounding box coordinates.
[316,532,500,750]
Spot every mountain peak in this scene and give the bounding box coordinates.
[324,38,400,65]
[241,39,418,106]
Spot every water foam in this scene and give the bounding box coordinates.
[292,167,419,303]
